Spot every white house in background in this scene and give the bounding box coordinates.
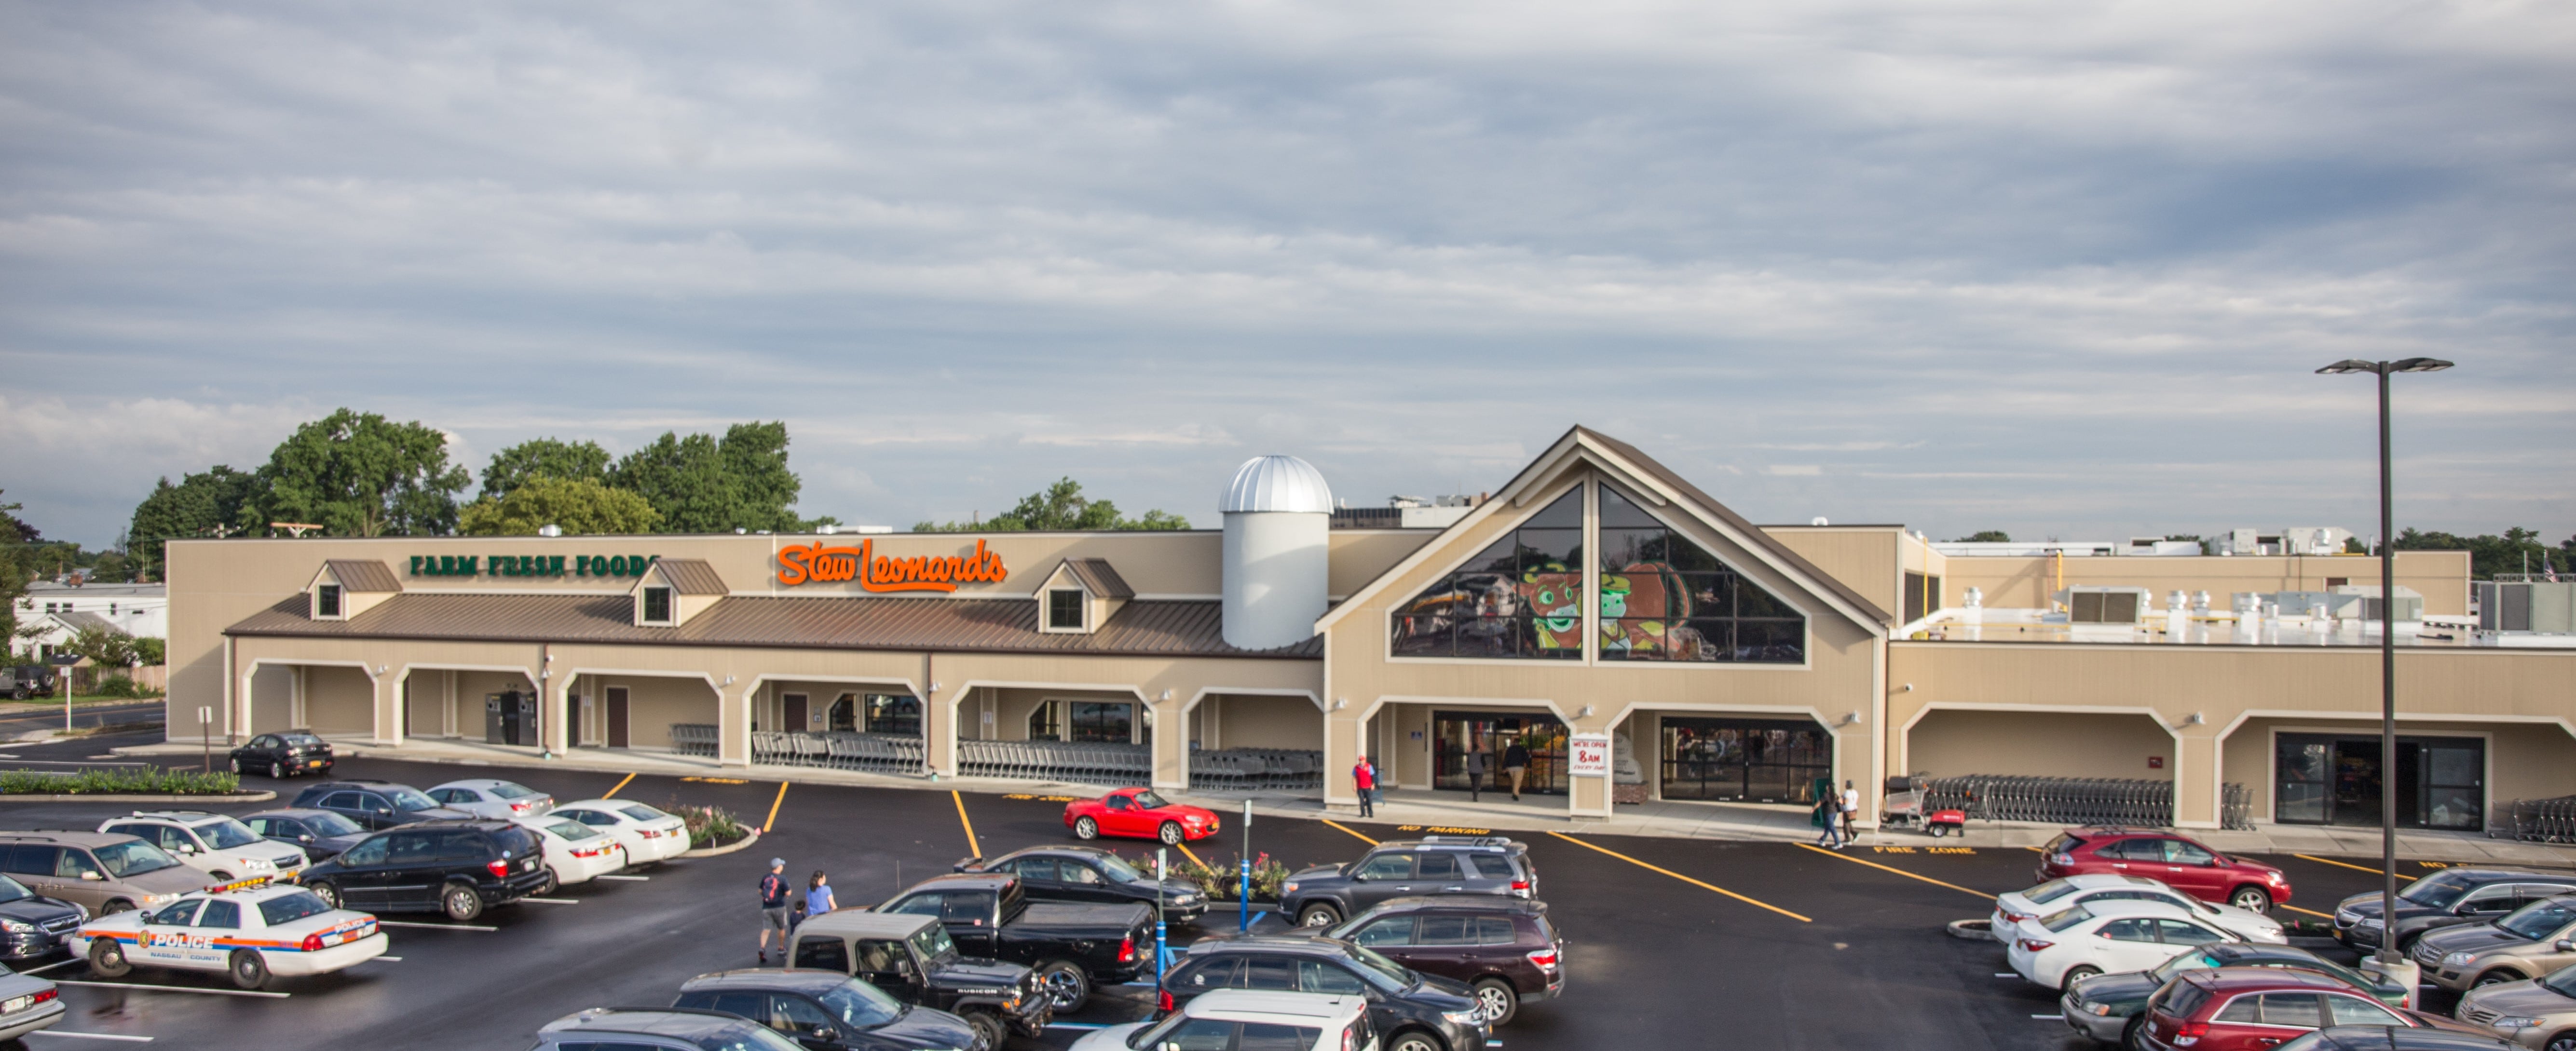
[14,581,168,652]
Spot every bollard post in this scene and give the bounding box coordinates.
[1155,847,1169,991]
[1238,857,1252,932]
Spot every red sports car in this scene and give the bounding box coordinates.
[1064,788,1219,845]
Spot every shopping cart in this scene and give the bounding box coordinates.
[1882,775,1966,837]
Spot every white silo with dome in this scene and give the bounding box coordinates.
[1220,455,1334,651]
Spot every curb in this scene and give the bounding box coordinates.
[0,791,276,803]
[1946,918,1993,941]
[684,828,761,859]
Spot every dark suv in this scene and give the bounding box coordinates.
[295,820,550,921]
[291,780,475,830]
[1281,836,1538,928]
[229,731,334,779]
[1313,897,1562,1025]
[673,968,987,1051]
[0,667,56,701]
[1163,934,1488,1051]
[2334,868,2576,953]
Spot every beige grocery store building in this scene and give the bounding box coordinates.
[161,427,2576,833]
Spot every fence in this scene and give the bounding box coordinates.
[1188,748,1323,792]
[2494,796,2576,844]
[1921,775,2255,830]
[958,739,1149,786]
[750,731,926,775]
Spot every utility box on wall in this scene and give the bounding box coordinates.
[485,690,536,745]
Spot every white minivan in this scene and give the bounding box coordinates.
[1071,989,1377,1051]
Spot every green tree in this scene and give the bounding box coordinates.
[239,410,470,537]
[480,438,612,499]
[133,636,166,666]
[0,491,35,658]
[2394,526,2565,579]
[607,422,822,534]
[1954,530,2011,543]
[914,477,1189,532]
[64,624,139,669]
[459,476,662,536]
[126,465,256,580]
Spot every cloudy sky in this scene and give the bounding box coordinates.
[3,0,2570,549]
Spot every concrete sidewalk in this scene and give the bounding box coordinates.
[112,735,2576,869]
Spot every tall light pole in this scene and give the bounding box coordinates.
[2315,356,2452,975]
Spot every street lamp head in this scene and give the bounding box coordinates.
[2390,357,2455,374]
[2316,359,2380,375]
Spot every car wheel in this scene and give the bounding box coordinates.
[88,936,132,978]
[962,1010,1009,1050]
[1036,959,1090,1012]
[2120,1015,2146,1051]
[307,883,341,909]
[1928,824,1948,838]
[2545,1033,2576,1051]
[2473,970,2522,988]
[9,687,26,701]
[228,949,269,990]
[1386,1029,1444,1051]
[1074,816,1099,840]
[270,762,284,780]
[1472,978,1518,1026]
[535,868,559,896]
[2228,886,2272,912]
[98,899,135,916]
[1158,821,1184,846]
[1298,903,1341,927]
[2060,965,2101,992]
[442,883,484,922]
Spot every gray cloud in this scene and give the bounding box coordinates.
[2,0,2570,546]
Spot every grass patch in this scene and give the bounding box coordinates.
[0,766,241,795]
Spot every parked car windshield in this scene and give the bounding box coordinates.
[2041,905,2095,933]
[388,788,440,812]
[2540,962,2576,998]
[488,782,541,799]
[691,1024,804,1051]
[1094,854,1144,883]
[539,819,598,841]
[2150,949,2228,982]
[2397,871,2475,909]
[93,840,181,877]
[908,923,958,963]
[616,804,668,823]
[0,876,33,903]
[2023,879,2081,904]
[1342,944,1418,990]
[258,890,334,926]
[1131,791,1171,809]
[281,733,325,747]
[818,979,904,1028]
[2497,898,2576,941]
[196,818,263,850]
[303,812,364,836]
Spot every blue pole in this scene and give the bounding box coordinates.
[1238,858,1252,932]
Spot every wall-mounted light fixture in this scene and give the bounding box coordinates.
[1159,689,1172,702]
[1838,711,1864,727]
[1576,704,1595,719]
[2183,712,2205,726]
[1332,697,1348,711]
[1900,683,1914,692]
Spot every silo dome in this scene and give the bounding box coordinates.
[1222,456,1334,514]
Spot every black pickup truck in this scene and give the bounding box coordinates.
[877,873,1154,1013]
[786,909,1051,1050]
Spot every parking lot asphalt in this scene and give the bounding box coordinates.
[0,737,2523,1050]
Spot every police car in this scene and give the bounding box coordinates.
[69,878,387,990]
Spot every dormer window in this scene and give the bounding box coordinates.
[1048,589,1087,631]
[315,584,342,619]
[641,586,674,625]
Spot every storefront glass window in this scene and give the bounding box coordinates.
[1659,718,1832,803]
[863,694,920,736]
[1598,485,1804,663]
[1390,489,1584,660]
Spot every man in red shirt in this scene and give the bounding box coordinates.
[1353,757,1377,818]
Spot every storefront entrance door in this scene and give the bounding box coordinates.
[1431,712,1567,795]
[2275,733,2484,831]
[1658,717,1832,804]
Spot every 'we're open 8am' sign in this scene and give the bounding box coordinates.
[1568,733,1611,778]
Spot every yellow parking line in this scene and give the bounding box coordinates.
[602,772,637,799]
[1795,843,1992,899]
[762,781,790,833]
[953,791,981,857]
[2281,904,2333,919]
[1547,832,1810,923]
[1321,820,1378,847]
[1175,842,1207,869]
[2294,854,2384,876]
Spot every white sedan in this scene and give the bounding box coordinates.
[1991,874,2285,946]
[426,779,556,820]
[550,800,691,865]
[70,882,386,990]
[516,814,628,889]
[2004,899,2241,991]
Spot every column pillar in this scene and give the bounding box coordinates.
[1150,691,1187,791]
[2173,728,2222,829]
[372,665,403,746]
[927,684,958,778]
[1326,708,1362,811]
[541,667,570,755]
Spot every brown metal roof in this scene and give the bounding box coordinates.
[649,558,729,595]
[1058,558,1135,599]
[225,592,1322,659]
[323,559,404,593]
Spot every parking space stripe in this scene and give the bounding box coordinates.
[1793,843,1991,899]
[378,920,497,931]
[522,897,579,904]
[763,781,791,833]
[1545,833,1811,923]
[602,772,637,799]
[55,980,289,998]
[2281,904,2333,919]
[1175,841,1207,869]
[2293,854,2382,875]
[17,958,78,975]
[27,1033,153,1042]
[1320,820,1378,846]
[953,790,981,857]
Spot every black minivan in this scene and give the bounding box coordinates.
[296,820,550,921]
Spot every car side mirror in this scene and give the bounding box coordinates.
[81,872,102,882]
[174,844,196,854]
[300,835,314,843]
[813,1027,839,1042]
[2557,939,2574,952]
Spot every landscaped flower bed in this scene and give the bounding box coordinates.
[667,803,750,849]
[0,767,241,795]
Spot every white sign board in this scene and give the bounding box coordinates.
[1568,733,1612,778]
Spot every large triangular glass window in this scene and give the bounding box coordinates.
[1390,488,1584,660]
[1598,485,1804,662]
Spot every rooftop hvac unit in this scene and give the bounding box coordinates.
[2476,581,2576,633]
[2326,585,2424,623]
[2055,587,2150,625]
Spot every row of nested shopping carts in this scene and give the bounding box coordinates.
[1918,774,2261,830]
[669,724,722,757]
[1188,748,1323,792]
[958,739,1151,786]
[2495,796,2576,843]
[749,730,927,775]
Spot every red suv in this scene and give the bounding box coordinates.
[2140,968,2473,1050]
[2036,828,2293,913]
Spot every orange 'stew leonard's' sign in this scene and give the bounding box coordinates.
[774,538,1008,592]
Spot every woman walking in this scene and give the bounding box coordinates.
[804,870,837,927]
